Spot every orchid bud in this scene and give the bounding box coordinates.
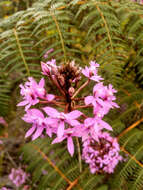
[70,60,75,67]
[68,87,75,96]
[43,48,54,59]
[58,75,65,86]
[51,66,58,75]
[41,62,51,76]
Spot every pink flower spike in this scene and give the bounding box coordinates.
[82,132,123,174]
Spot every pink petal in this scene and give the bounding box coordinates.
[43,107,59,117]
[84,96,94,105]
[82,67,89,77]
[46,127,52,137]
[111,102,119,108]
[25,104,31,111]
[99,120,113,131]
[91,75,103,82]
[66,110,83,119]
[45,117,57,125]
[25,125,36,138]
[17,100,28,106]
[39,78,45,87]
[93,122,100,133]
[30,109,44,118]
[46,94,55,101]
[68,119,80,127]
[57,121,65,138]
[52,136,65,144]
[32,127,44,140]
[84,118,94,127]
[67,137,74,156]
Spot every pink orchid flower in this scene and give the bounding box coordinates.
[17,77,54,111]
[22,109,55,140]
[52,127,82,156]
[41,59,57,76]
[43,107,82,138]
[82,61,103,82]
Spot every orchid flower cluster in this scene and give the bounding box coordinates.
[18,59,123,174]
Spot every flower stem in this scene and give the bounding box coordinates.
[39,100,65,108]
[73,97,85,101]
[6,151,17,168]
[76,137,82,173]
[50,75,66,97]
[74,104,93,109]
[71,79,90,99]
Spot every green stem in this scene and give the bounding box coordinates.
[50,11,67,63]
[13,29,30,77]
[71,79,90,99]
[76,137,82,173]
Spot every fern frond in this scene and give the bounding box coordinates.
[22,138,105,189]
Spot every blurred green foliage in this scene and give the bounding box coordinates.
[0,0,35,18]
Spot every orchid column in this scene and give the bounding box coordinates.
[18,59,123,174]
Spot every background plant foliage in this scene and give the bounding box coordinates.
[1,0,143,189]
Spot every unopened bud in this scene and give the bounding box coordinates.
[68,87,75,96]
[51,66,58,75]
[70,60,75,68]
[43,48,54,59]
[41,62,51,76]
[58,75,65,86]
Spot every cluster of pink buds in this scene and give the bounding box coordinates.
[18,58,123,174]
[9,168,27,187]
[82,132,123,174]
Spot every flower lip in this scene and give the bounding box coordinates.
[58,112,66,120]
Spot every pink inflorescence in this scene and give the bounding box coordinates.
[18,58,123,174]
[17,77,54,111]
[82,132,123,174]
[9,168,27,187]
[0,188,11,190]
